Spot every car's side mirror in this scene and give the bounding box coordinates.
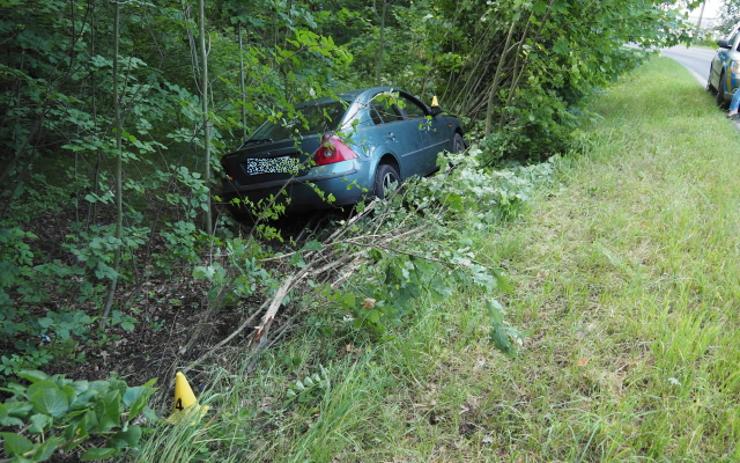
[717,38,731,49]
[429,106,442,117]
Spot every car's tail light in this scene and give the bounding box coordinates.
[313,134,357,166]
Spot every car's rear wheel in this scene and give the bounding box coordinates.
[374,163,400,199]
[707,65,716,93]
[452,133,465,153]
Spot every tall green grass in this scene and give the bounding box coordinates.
[135,57,739,462]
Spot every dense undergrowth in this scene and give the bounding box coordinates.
[136,57,738,462]
[0,0,712,461]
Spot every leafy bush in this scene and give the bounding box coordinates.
[0,371,156,462]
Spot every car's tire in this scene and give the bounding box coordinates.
[374,162,400,199]
[707,65,716,93]
[716,71,727,106]
[452,132,465,153]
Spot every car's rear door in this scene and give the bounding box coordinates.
[370,97,421,178]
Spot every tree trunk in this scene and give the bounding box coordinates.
[102,0,122,325]
[87,0,99,227]
[484,17,518,136]
[504,0,555,110]
[238,24,247,141]
[198,0,213,234]
[375,0,387,82]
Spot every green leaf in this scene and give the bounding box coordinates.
[33,436,62,461]
[28,381,69,417]
[490,324,513,354]
[123,379,156,417]
[122,385,146,408]
[81,447,118,461]
[0,403,25,427]
[303,240,323,252]
[1,431,34,456]
[95,391,122,432]
[0,415,23,427]
[111,425,142,449]
[28,413,51,434]
[17,370,49,383]
[1,401,33,422]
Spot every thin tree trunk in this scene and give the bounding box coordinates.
[485,17,518,135]
[504,0,555,110]
[71,0,80,224]
[198,0,213,234]
[88,0,100,227]
[237,24,247,141]
[375,0,387,82]
[102,0,122,325]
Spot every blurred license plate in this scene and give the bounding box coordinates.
[244,156,300,176]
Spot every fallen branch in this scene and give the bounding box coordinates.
[182,302,266,374]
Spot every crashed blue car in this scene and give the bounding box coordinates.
[220,87,465,214]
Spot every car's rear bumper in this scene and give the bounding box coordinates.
[220,160,369,211]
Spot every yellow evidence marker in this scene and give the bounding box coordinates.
[167,371,209,424]
[431,95,440,107]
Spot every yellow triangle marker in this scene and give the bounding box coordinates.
[431,95,440,107]
[167,371,208,424]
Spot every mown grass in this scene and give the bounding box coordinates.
[138,57,739,462]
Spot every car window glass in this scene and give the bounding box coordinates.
[400,95,427,119]
[372,98,404,123]
[728,32,739,46]
[369,105,384,125]
[250,101,347,141]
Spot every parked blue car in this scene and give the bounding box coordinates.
[708,24,740,105]
[220,87,465,214]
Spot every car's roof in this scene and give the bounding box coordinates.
[297,86,410,107]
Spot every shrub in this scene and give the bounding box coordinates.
[0,371,156,462]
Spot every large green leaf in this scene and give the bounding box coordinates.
[27,380,69,417]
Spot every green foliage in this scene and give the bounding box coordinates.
[0,228,90,378]
[0,371,156,462]
[0,1,702,459]
[285,366,331,406]
[717,0,740,33]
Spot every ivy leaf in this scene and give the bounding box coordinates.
[27,381,69,417]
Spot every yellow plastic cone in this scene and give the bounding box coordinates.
[173,371,197,412]
[167,371,208,424]
[431,95,440,107]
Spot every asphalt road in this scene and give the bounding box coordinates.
[661,45,716,84]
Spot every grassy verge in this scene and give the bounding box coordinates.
[142,57,739,462]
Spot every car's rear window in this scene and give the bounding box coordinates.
[250,101,347,141]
